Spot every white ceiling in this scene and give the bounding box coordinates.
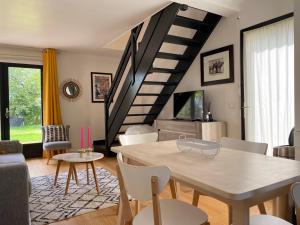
[0,0,244,55]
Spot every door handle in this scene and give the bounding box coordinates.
[241,106,250,109]
[5,108,9,119]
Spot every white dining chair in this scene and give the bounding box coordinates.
[249,182,300,225]
[119,132,158,146]
[220,137,268,155]
[118,131,158,215]
[116,152,209,225]
[192,137,268,223]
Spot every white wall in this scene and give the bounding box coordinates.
[295,0,300,159]
[159,0,294,138]
[57,52,119,149]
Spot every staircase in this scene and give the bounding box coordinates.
[104,3,221,155]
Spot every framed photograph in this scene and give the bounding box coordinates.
[91,72,112,103]
[200,45,234,86]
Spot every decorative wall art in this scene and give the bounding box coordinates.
[200,45,234,86]
[91,72,112,103]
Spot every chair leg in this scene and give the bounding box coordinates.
[46,151,51,165]
[192,190,200,207]
[258,203,267,214]
[228,205,232,225]
[134,200,140,216]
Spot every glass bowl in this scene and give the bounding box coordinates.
[176,136,220,158]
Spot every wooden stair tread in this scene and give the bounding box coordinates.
[149,67,184,74]
[156,52,192,61]
[137,93,171,96]
[164,35,203,47]
[122,122,153,126]
[127,113,158,116]
[173,16,210,31]
[143,81,178,86]
[132,103,164,106]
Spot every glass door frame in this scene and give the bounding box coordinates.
[0,62,43,157]
[240,13,294,140]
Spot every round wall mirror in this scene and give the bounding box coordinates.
[61,80,82,101]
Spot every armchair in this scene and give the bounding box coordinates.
[42,125,72,164]
[273,128,295,159]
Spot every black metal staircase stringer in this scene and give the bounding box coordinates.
[106,3,182,147]
[144,12,222,123]
[106,10,164,130]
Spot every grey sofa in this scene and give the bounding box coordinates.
[0,141,31,225]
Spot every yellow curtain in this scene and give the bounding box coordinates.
[42,48,62,125]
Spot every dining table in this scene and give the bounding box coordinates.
[112,140,300,225]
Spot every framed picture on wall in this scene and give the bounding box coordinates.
[91,72,112,103]
[200,45,234,86]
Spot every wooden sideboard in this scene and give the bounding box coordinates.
[154,119,227,142]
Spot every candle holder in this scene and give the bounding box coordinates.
[80,148,86,157]
[86,147,93,155]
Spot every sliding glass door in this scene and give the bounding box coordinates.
[0,63,43,156]
[241,16,294,154]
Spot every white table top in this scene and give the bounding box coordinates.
[112,140,300,201]
[53,152,104,163]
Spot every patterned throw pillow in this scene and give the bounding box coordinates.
[44,125,68,142]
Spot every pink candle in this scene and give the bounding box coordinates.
[80,128,84,149]
[88,128,91,148]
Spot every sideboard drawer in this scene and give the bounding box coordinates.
[158,130,196,141]
[156,120,197,134]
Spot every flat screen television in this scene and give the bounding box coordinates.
[173,90,204,120]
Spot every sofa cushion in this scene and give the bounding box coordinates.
[0,162,31,225]
[0,153,31,195]
[0,153,25,164]
[43,141,72,150]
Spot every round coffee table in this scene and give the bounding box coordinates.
[53,152,104,195]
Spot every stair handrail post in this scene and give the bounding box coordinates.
[104,94,109,150]
[106,23,144,108]
[131,29,137,85]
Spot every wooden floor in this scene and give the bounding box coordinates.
[27,157,272,225]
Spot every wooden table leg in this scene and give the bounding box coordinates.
[273,194,292,222]
[54,160,61,186]
[65,163,73,195]
[86,162,89,184]
[192,190,200,206]
[72,164,79,185]
[90,161,99,194]
[231,202,249,225]
[169,179,180,199]
[228,205,233,225]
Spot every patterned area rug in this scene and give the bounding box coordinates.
[29,167,120,225]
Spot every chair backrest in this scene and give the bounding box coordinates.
[291,182,300,225]
[289,127,295,146]
[0,140,22,154]
[119,132,158,146]
[220,137,268,155]
[125,125,155,135]
[42,125,70,142]
[117,153,170,201]
[292,182,300,208]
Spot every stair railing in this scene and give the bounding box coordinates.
[104,23,143,149]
